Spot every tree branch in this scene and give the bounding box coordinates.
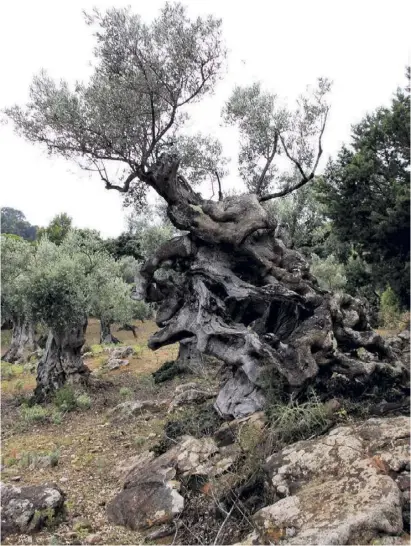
[215,171,223,201]
[255,133,279,195]
[260,107,329,202]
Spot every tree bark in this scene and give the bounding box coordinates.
[175,339,204,373]
[34,319,90,401]
[99,319,120,344]
[133,154,409,417]
[2,319,36,363]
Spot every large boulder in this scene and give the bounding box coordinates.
[1,482,65,539]
[107,435,240,531]
[253,416,410,545]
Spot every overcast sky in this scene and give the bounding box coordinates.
[0,0,409,237]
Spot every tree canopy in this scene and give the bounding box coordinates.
[5,3,331,208]
[318,73,410,306]
[1,207,37,241]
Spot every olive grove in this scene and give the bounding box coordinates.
[6,3,409,414]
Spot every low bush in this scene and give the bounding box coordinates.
[1,361,24,380]
[379,285,402,328]
[54,386,77,412]
[51,411,63,425]
[21,404,49,423]
[119,387,133,399]
[76,393,91,410]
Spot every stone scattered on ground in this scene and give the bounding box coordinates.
[0,482,65,539]
[253,416,410,545]
[168,382,217,411]
[107,346,134,359]
[105,358,129,370]
[109,400,168,422]
[107,434,241,530]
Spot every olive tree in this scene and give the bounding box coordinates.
[6,3,406,417]
[1,235,37,362]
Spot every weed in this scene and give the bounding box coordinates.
[51,411,63,425]
[76,393,91,410]
[137,373,156,393]
[54,386,77,412]
[133,436,146,447]
[119,387,133,398]
[21,404,49,423]
[90,344,105,355]
[1,361,24,380]
[266,392,331,449]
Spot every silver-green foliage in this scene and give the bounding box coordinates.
[5,3,227,207]
[310,253,347,291]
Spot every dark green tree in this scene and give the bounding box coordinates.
[1,207,37,241]
[318,71,410,306]
[37,213,73,245]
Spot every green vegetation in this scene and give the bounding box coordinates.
[379,285,402,328]
[266,393,331,448]
[21,404,49,423]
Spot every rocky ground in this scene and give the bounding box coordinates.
[1,320,410,545]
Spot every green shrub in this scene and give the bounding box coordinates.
[1,362,24,380]
[21,405,49,423]
[54,386,77,412]
[76,393,91,410]
[119,387,133,399]
[90,344,104,355]
[379,285,402,328]
[310,253,347,291]
[51,411,63,425]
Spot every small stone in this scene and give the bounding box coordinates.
[277,485,289,497]
[60,477,68,483]
[10,476,21,482]
[84,533,103,544]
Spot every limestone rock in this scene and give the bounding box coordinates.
[105,358,129,370]
[107,434,239,531]
[1,482,65,539]
[112,450,156,485]
[109,400,167,421]
[106,480,184,531]
[254,416,409,545]
[109,346,134,359]
[168,382,217,411]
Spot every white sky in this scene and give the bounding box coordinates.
[0,0,409,237]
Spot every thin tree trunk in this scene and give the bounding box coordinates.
[34,318,90,401]
[99,319,120,344]
[2,319,36,363]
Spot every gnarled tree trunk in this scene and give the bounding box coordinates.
[34,318,90,401]
[2,319,36,363]
[176,339,204,374]
[99,319,120,344]
[134,154,409,418]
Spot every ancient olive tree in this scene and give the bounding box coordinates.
[7,3,408,416]
[1,235,37,362]
[19,234,137,399]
